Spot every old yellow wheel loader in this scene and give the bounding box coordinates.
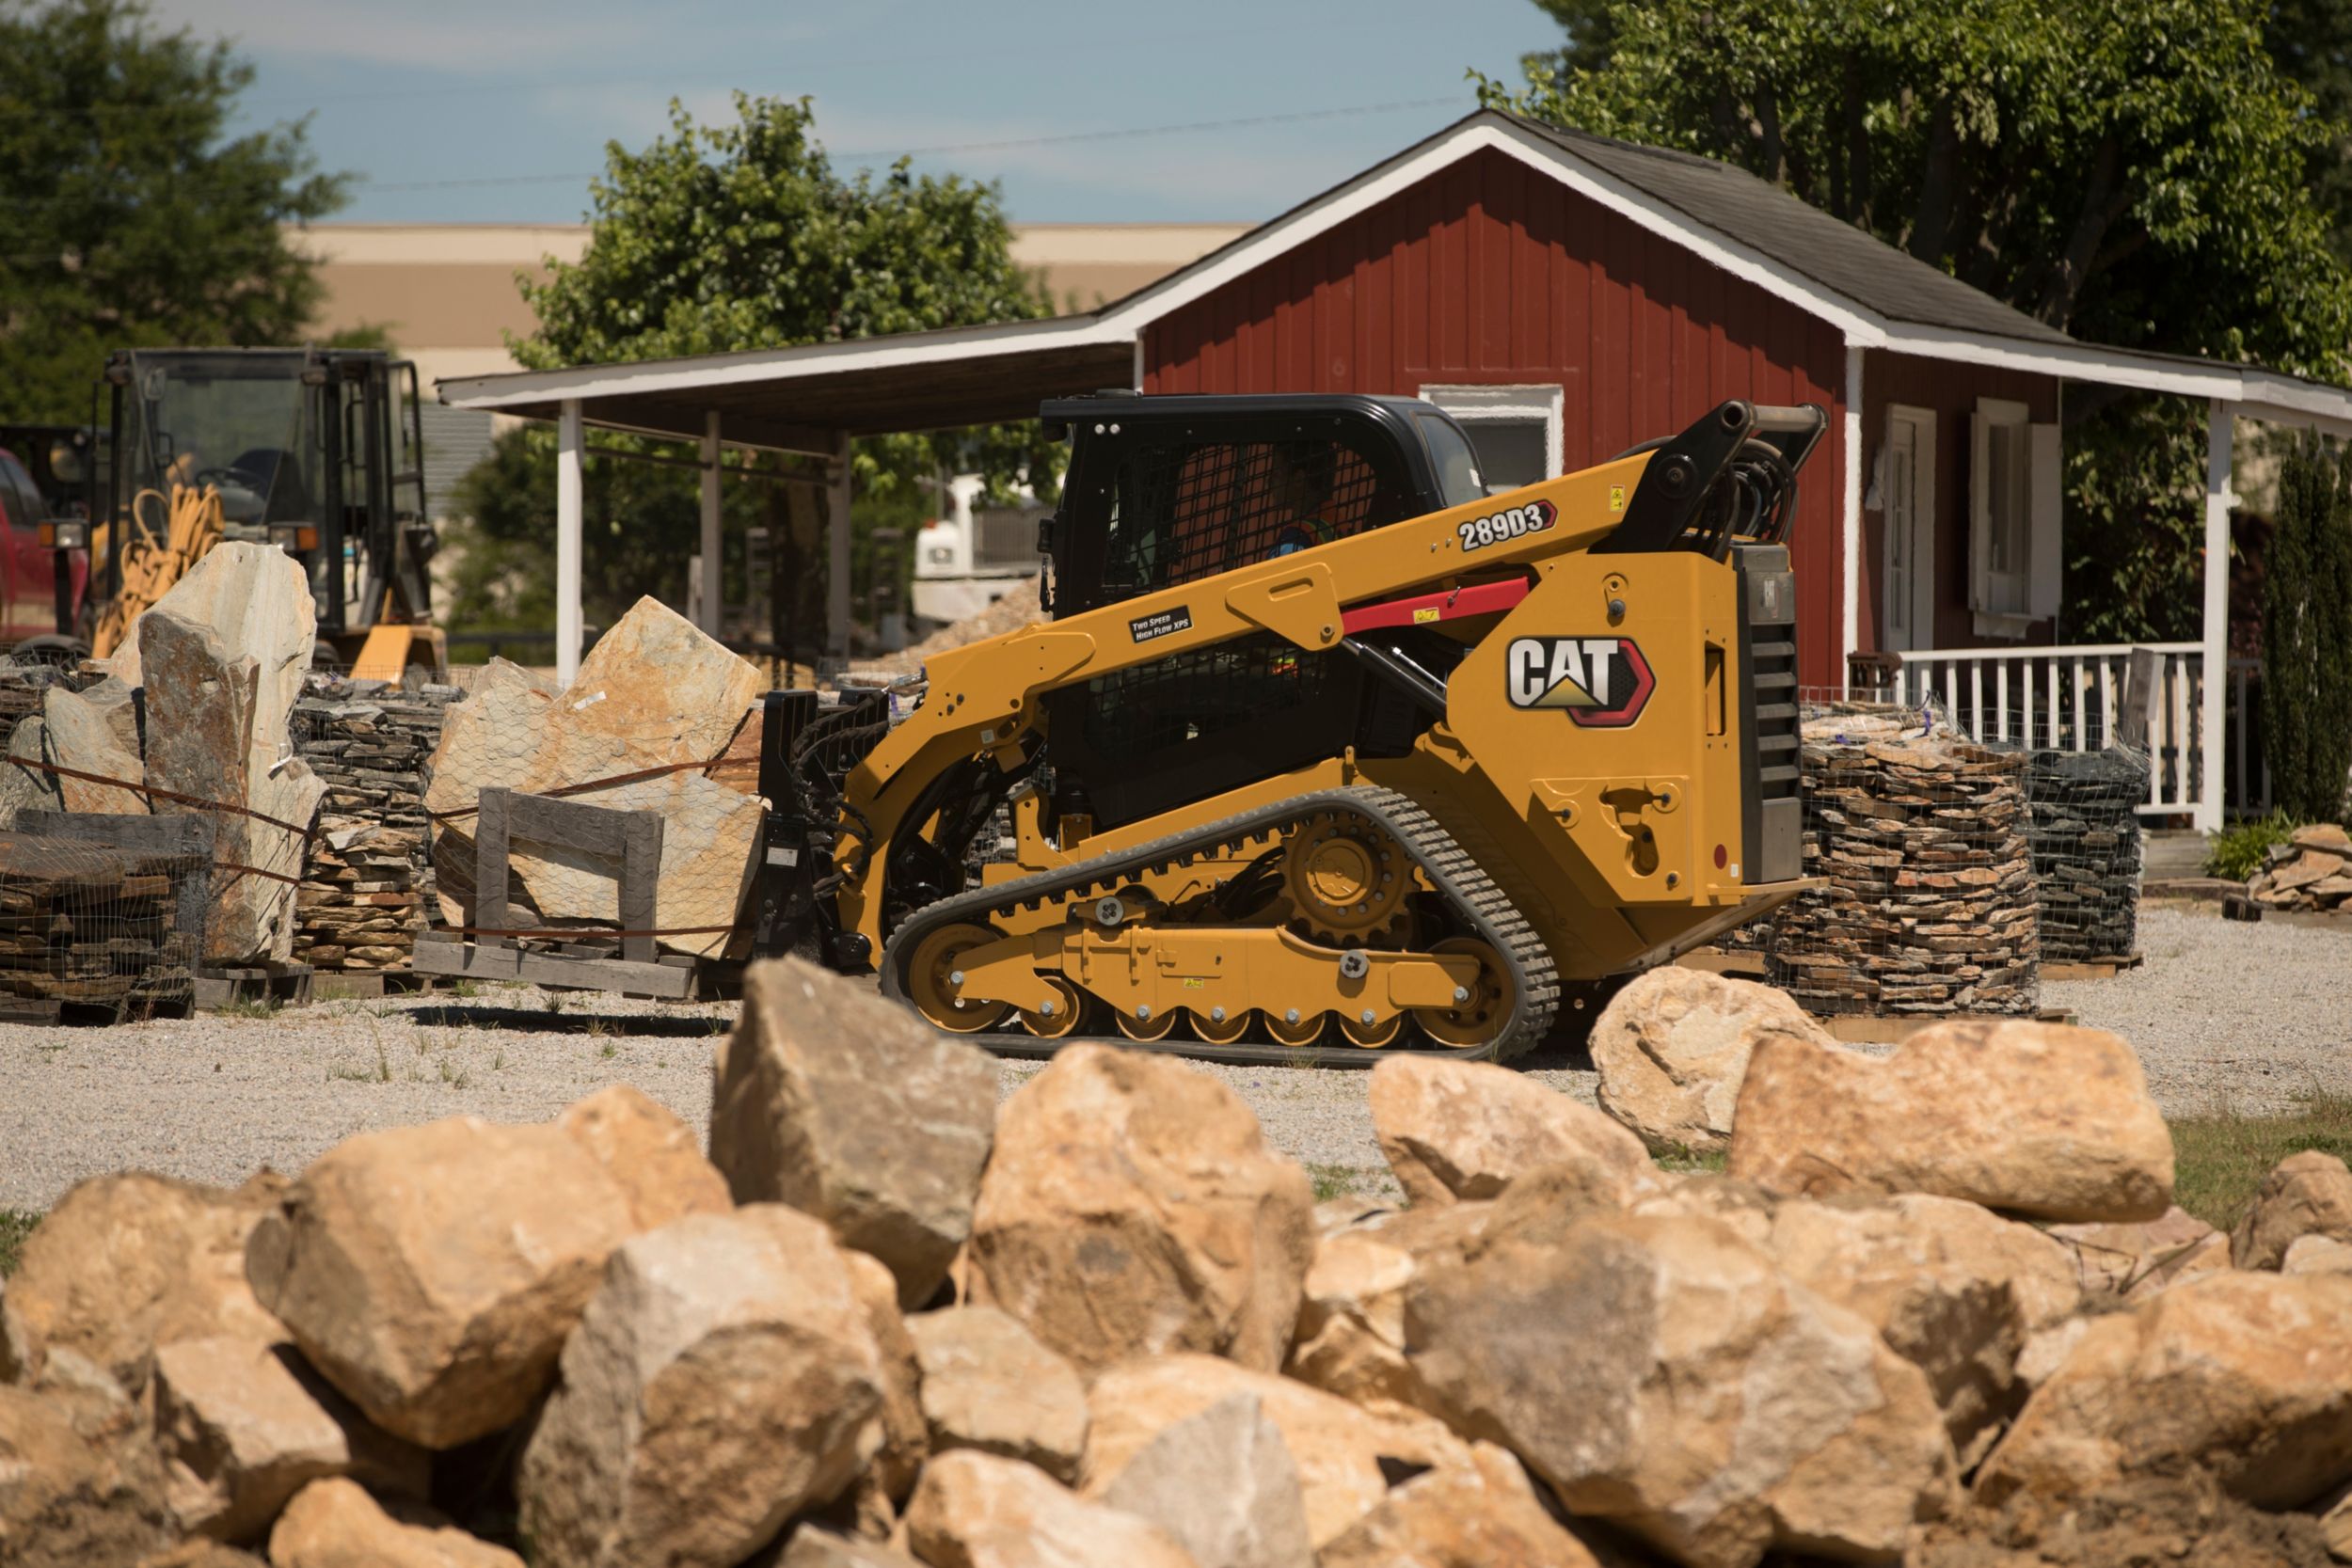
[746,392,1825,1061]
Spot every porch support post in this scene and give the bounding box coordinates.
[698,411,723,639]
[555,397,583,689]
[826,429,852,671]
[2198,398,2233,832]
[1840,341,1864,682]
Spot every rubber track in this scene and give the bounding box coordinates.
[879,784,1560,1064]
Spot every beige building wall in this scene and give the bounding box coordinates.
[294,220,1247,390]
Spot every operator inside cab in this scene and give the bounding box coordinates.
[1267,441,1343,556]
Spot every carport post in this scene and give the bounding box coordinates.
[827,430,852,670]
[699,411,723,639]
[2198,399,2233,834]
[556,398,583,689]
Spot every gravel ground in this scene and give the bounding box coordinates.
[0,904,2344,1211]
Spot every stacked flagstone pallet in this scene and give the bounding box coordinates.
[290,676,462,972]
[0,828,204,1015]
[2247,821,2352,911]
[1766,714,2040,1017]
[2023,747,2149,959]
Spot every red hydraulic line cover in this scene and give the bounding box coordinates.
[1340,577,1532,635]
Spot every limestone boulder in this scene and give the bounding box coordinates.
[780,1528,925,1568]
[1756,1192,2080,1466]
[151,1334,416,1543]
[2233,1150,2352,1270]
[1097,1392,1313,1568]
[245,1117,638,1449]
[1317,1441,1602,1568]
[2287,1234,2352,1275]
[555,1084,731,1232]
[135,545,326,964]
[268,1477,522,1568]
[134,1544,268,1568]
[1284,1199,1491,1415]
[515,1206,885,1568]
[1082,1354,1472,1551]
[423,598,765,958]
[0,1380,172,1568]
[842,1248,926,1506]
[1978,1273,2352,1510]
[1727,1020,2175,1222]
[1404,1210,1956,1568]
[1589,966,1834,1153]
[37,678,147,814]
[710,957,997,1307]
[2322,1483,2352,1561]
[909,1306,1089,1482]
[2047,1205,2233,1299]
[0,714,59,824]
[1,1170,286,1395]
[966,1044,1314,1374]
[907,1449,1200,1568]
[1366,1054,1659,1208]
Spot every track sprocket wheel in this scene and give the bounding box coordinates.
[905,921,1011,1035]
[1280,810,1413,944]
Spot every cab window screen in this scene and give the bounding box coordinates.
[1095,434,1416,601]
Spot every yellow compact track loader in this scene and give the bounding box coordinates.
[749,392,1826,1060]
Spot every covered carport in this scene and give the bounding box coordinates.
[436,316,1138,683]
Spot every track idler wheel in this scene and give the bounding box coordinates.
[905,921,1012,1035]
[1411,936,1514,1050]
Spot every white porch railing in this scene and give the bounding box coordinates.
[1875,643,2255,819]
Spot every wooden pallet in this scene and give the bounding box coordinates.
[194,962,314,1011]
[414,933,698,998]
[2039,953,2145,981]
[1814,1006,2078,1045]
[1672,947,1770,980]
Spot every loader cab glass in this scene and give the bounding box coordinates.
[119,352,324,534]
[1045,396,1460,618]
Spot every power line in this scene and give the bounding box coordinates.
[354,96,1467,194]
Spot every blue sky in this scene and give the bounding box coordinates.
[145,0,1565,225]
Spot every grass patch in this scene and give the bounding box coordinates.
[214,997,279,1021]
[1305,1163,1369,1203]
[0,1209,36,1277]
[2203,809,2302,880]
[1652,1144,1728,1177]
[2168,1093,2352,1230]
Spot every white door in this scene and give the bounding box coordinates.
[1882,405,1937,651]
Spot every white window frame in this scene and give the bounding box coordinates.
[1417,383,1565,488]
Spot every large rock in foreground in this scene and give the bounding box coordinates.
[1589,966,1834,1153]
[0,1381,172,1567]
[1283,1200,1491,1416]
[2046,1206,2232,1300]
[555,1085,731,1233]
[423,598,765,958]
[1404,1210,1955,1568]
[710,957,997,1307]
[1082,1354,1472,1551]
[1727,1020,2174,1222]
[1,1171,286,1395]
[2232,1150,2352,1270]
[268,1477,521,1568]
[905,1450,1200,1568]
[967,1044,1314,1374]
[1366,1055,1658,1208]
[245,1117,638,1449]
[1977,1273,2352,1510]
[909,1307,1089,1482]
[516,1206,886,1568]
[1317,1442,1601,1568]
[1096,1392,1314,1568]
[151,1335,395,1543]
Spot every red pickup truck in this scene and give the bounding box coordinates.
[0,447,85,644]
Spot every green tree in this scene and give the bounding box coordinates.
[2263,436,2352,819]
[446,94,1054,655]
[1485,0,2352,641]
[0,0,346,424]
[2264,0,2352,265]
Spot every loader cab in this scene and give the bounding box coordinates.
[1039,393,1487,618]
[1034,394,1492,829]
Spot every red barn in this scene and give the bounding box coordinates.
[447,110,2352,827]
